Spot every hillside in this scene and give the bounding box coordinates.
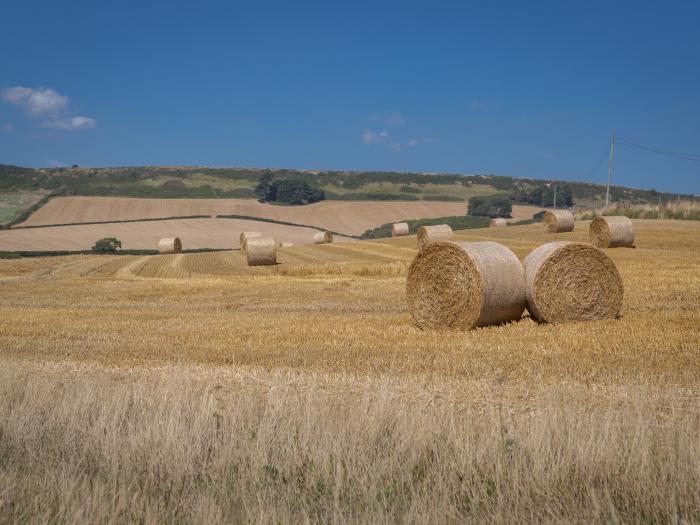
[1,164,693,227]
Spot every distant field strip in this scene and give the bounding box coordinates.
[0,218,351,251]
[17,196,473,234]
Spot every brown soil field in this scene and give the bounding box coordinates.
[1,219,697,523]
[0,218,350,251]
[16,196,544,234]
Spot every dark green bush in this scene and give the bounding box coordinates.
[468,195,512,217]
[92,237,122,253]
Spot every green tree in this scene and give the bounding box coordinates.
[92,237,122,253]
[255,171,275,202]
[468,195,512,217]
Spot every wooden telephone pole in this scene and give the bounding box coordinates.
[605,129,615,209]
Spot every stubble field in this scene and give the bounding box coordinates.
[0,219,698,523]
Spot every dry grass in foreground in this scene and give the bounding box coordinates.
[1,362,698,524]
[0,219,698,523]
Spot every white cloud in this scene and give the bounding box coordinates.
[1,123,13,132]
[42,116,96,130]
[2,87,68,116]
[407,137,439,147]
[362,129,401,151]
[1,86,95,130]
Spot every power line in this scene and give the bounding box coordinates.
[586,148,610,179]
[615,136,700,162]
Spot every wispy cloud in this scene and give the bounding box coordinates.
[42,116,96,130]
[1,123,13,132]
[46,159,68,167]
[469,100,486,111]
[407,137,439,147]
[1,86,96,130]
[361,130,401,151]
[369,111,407,127]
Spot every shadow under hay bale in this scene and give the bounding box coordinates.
[543,210,575,233]
[246,237,276,266]
[158,237,182,254]
[524,241,624,323]
[416,224,453,249]
[406,241,526,330]
[240,232,262,253]
[590,216,635,248]
[392,222,409,236]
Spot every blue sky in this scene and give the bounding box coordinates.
[1,0,698,194]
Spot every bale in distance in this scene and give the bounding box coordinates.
[246,236,277,266]
[279,242,294,248]
[490,218,508,227]
[590,216,635,248]
[392,222,410,236]
[406,241,526,330]
[416,224,453,249]
[158,237,182,254]
[523,241,623,323]
[313,231,333,244]
[543,210,575,233]
[239,231,262,253]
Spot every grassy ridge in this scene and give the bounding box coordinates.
[361,215,490,238]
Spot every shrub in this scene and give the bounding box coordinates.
[92,237,122,253]
[468,195,512,218]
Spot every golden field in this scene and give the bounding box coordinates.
[0,219,699,523]
[14,195,544,233]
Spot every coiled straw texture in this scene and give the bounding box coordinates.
[246,237,277,266]
[524,241,624,323]
[589,216,635,248]
[406,241,526,330]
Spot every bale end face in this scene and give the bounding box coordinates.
[246,237,277,266]
[524,241,624,323]
[406,241,526,330]
[589,216,635,248]
[543,210,575,233]
[392,222,410,236]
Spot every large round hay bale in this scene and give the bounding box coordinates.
[542,210,574,233]
[313,231,333,244]
[523,241,623,323]
[392,222,409,236]
[406,241,526,330]
[246,237,276,266]
[416,224,453,249]
[490,218,508,227]
[589,216,635,248]
[239,231,262,253]
[158,237,182,254]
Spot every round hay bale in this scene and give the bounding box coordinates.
[416,224,453,249]
[406,241,526,330]
[279,242,294,248]
[589,216,635,248]
[523,241,623,323]
[490,218,508,227]
[313,231,333,244]
[158,237,182,254]
[239,231,262,253]
[246,237,276,266]
[392,222,410,236]
[542,210,574,233]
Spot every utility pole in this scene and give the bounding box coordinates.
[553,176,557,208]
[605,129,615,209]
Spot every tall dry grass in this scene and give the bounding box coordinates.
[576,198,700,221]
[1,363,698,524]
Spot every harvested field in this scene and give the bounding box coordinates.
[0,218,350,251]
[15,196,546,234]
[0,219,698,523]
